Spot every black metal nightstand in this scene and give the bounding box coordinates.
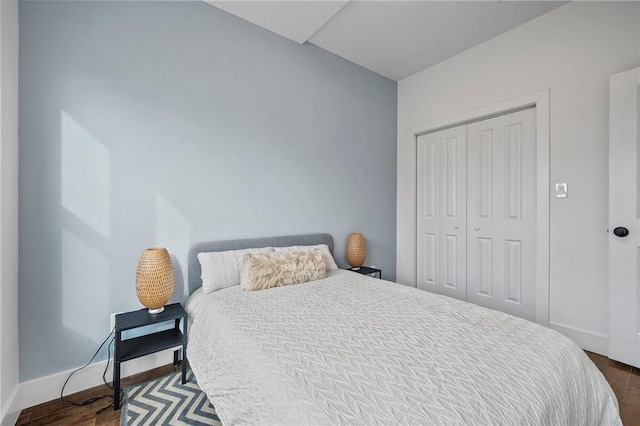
[113,303,187,410]
[348,266,382,279]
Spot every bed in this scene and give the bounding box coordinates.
[185,234,621,425]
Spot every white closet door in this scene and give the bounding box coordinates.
[416,125,467,300]
[467,108,537,320]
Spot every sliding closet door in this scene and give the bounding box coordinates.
[466,108,537,321]
[416,125,467,300]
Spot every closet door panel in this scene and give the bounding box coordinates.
[501,110,537,320]
[438,126,467,300]
[467,108,536,321]
[416,125,466,298]
[416,133,440,292]
[467,124,500,309]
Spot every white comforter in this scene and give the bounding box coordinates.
[185,270,620,425]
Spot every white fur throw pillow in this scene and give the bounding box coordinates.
[240,250,327,291]
[273,244,339,271]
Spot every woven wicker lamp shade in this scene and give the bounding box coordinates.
[346,233,366,269]
[136,248,175,314]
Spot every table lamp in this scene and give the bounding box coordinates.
[135,247,175,314]
[346,233,366,269]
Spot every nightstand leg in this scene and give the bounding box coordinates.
[173,318,180,367]
[114,330,121,410]
[182,317,187,384]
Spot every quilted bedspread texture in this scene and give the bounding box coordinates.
[186,270,621,426]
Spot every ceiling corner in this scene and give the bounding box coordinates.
[206,1,350,45]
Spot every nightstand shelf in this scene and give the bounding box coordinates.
[113,303,188,410]
[348,266,382,279]
[119,328,183,362]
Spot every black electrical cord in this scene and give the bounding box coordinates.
[102,336,115,390]
[93,335,124,414]
[60,328,115,408]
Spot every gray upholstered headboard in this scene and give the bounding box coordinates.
[187,233,334,295]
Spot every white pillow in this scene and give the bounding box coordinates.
[273,244,338,271]
[198,247,274,294]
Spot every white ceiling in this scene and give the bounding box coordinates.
[208,1,350,44]
[208,1,567,81]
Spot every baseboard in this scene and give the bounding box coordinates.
[19,347,178,411]
[1,385,20,426]
[549,321,609,355]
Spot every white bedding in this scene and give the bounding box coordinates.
[185,270,621,425]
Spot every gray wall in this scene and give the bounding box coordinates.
[19,1,397,381]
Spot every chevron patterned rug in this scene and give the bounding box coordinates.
[120,370,221,426]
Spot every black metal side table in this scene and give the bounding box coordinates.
[113,303,188,410]
[348,266,382,279]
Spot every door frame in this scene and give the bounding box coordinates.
[403,89,550,326]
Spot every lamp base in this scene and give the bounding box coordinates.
[148,307,164,314]
[351,267,361,270]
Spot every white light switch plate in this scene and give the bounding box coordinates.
[555,182,568,198]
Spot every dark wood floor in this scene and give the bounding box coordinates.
[16,364,179,426]
[15,353,640,425]
[587,351,640,425]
